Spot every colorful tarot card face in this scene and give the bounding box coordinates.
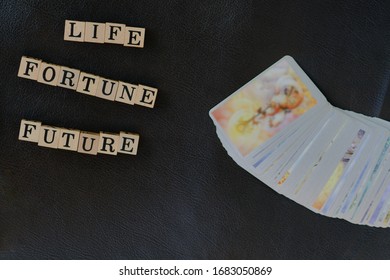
[209,56,327,158]
[210,55,390,227]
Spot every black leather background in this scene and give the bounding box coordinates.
[1,0,390,259]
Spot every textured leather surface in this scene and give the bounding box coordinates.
[1,0,390,259]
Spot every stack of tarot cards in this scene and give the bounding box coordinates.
[209,56,390,227]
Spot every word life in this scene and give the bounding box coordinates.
[65,20,145,48]
[18,56,158,108]
[18,120,139,156]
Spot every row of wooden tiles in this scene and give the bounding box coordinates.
[18,56,158,108]
[64,20,145,48]
[18,120,139,156]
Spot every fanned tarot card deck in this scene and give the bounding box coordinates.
[209,56,390,227]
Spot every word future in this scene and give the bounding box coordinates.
[64,20,145,48]
[18,56,158,108]
[19,120,139,156]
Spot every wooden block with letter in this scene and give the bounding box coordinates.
[57,66,81,90]
[58,128,80,151]
[37,62,61,86]
[18,119,42,143]
[118,132,139,155]
[98,132,120,155]
[134,84,158,108]
[76,72,99,96]
[96,77,118,101]
[17,56,42,80]
[85,22,106,43]
[64,20,85,42]
[124,26,145,48]
[105,22,125,44]
[38,125,61,149]
[115,82,138,105]
[77,131,100,155]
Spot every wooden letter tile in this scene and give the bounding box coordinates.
[64,20,85,42]
[134,84,158,108]
[115,82,138,105]
[76,72,99,96]
[98,132,119,155]
[95,77,118,101]
[118,132,139,155]
[18,119,41,143]
[37,62,60,86]
[38,125,61,149]
[77,131,100,155]
[58,128,80,151]
[85,22,106,43]
[124,26,145,48]
[17,57,42,80]
[57,66,80,90]
[104,23,125,44]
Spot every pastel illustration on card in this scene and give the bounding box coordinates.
[210,59,317,156]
